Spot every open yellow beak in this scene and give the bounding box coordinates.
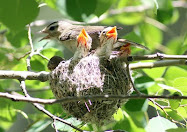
[106,26,117,39]
[77,28,88,47]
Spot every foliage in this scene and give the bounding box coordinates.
[0,0,186,131]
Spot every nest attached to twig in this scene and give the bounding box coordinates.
[49,55,132,124]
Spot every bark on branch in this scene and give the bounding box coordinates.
[0,70,49,82]
[1,92,187,105]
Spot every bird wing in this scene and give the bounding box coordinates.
[59,26,105,41]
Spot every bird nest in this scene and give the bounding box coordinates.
[49,55,132,124]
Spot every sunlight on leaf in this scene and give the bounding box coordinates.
[166,128,187,132]
[169,92,182,109]
[27,120,51,132]
[146,116,177,132]
[0,0,39,31]
[54,117,82,131]
[113,108,124,121]
[143,67,166,79]
[173,77,187,95]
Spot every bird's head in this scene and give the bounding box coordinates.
[39,21,72,41]
[77,28,92,50]
[99,26,117,44]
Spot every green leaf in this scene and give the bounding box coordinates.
[143,67,166,79]
[54,117,82,131]
[0,47,16,70]
[41,48,63,59]
[139,23,162,50]
[64,0,97,21]
[113,108,124,121]
[125,89,148,112]
[157,84,182,94]
[135,76,155,90]
[147,83,164,95]
[56,0,69,17]
[166,128,187,132]
[30,55,48,71]
[118,0,141,8]
[94,0,117,17]
[27,120,51,132]
[116,13,144,25]
[6,29,28,48]
[176,107,187,119]
[149,100,168,111]
[43,0,57,9]
[166,107,187,121]
[123,31,143,44]
[12,59,27,71]
[146,116,177,132]
[169,92,182,109]
[166,37,185,55]
[117,0,129,8]
[122,31,147,54]
[113,111,145,132]
[156,0,174,24]
[125,98,148,112]
[164,67,187,86]
[26,80,47,90]
[45,103,64,117]
[173,77,187,95]
[0,0,39,31]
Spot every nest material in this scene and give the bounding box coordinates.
[49,55,132,124]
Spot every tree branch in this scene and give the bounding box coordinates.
[1,92,187,105]
[128,53,187,61]
[0,70,49,82]
[130,59,187,70]
[0,53,186,81]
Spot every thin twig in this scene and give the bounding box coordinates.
[130,60,187,70]
[26,55,32,71]
[125,58,142,95]
[52,120,59,132]
[128,53,187,61]
[149,99,186,127]
[16,51,31,61]
[28,25,34,52]
[26,25,49,71]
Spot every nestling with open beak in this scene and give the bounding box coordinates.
[72,28,92,61]
[39,21,149,53]
[95,26,117,58]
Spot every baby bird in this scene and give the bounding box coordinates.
[95,26,117,58]
[72,28,92,61]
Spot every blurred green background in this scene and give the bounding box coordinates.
[0,0,186,131]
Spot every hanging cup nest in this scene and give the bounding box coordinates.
[49,55,132,124]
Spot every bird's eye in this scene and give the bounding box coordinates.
[49,26,56,31]
[102,31,106,34]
